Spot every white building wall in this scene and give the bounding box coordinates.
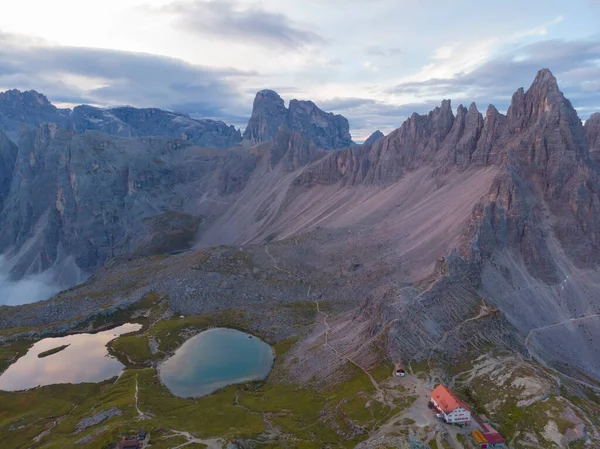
[445,407,471,423]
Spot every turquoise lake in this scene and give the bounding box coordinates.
[159,328,274,398]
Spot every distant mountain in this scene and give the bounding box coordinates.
[71,105,242,149]
[0,90,71,141]
[243,89,353,149]
[0,89,242,149]
[363,130,384,146]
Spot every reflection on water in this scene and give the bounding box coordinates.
[0,323,142,391]
[159,328,274,398]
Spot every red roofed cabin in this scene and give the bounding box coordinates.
[472,423,505,448]
[429,384,471,425]
[117,437,141,449]
[395,364,406,377]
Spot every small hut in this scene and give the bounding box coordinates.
[394,363,406,377]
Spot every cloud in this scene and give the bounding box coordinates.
[512,15,563,39]
[363,61,380,72]
[318,97,377,110]
[364,45,403,57]
[387,38,600,120]
[0,31,258,126]
[162,0,324,50]
[432,46,454,60]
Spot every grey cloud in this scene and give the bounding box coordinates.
[318,97,377,110]
[388,38,600,120]
[364,45,403,57]
[0,32,258,126]
[164,0,324,50]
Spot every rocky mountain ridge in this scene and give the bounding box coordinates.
[0,89,242,149]
[243,89,353,149]
[1,69,600,385]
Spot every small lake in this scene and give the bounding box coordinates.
[159,328,274,398]
[0,323,142,391]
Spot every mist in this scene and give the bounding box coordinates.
[0,271,63,306]
[0,255,87,306]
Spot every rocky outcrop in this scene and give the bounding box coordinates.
[465,69,599,278]
[0,90,71,140]
[363,130,384,146]
[288,99,353,149]
[243,90,353,149]
[0,89,242,149]
[0,126,233,278]
[72,105,242,148]
[586,112,600,160]
[263,128,327,172]
[470,105,508,166]
[243,90,289,144]
[438,102,484,169]
[0,131,18,211]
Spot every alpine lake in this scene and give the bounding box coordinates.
[159,327,275,398]
[0,324,274,397]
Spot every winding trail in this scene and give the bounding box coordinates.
[314,300,384,402]
[430,304,495,355]
[134,375,149,420]
[264,244,384,402]
[264,246,292,275]
[524,314,600,393]
[169,430,224,449]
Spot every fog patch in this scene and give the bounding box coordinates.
[0,255,87,306]
[0,272,63,306]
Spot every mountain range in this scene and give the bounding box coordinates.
[1,68,600,387]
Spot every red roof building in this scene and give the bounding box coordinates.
[430,384,471,425]
[472,423,505,448]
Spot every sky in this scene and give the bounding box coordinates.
[0,0,599,141]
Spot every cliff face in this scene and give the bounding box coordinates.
[586,112,600,161]
[243,90,353,149]
[0,89,242,149]
[242,90,289,144]
[0,90,71,141]
[0,127,233,278]
[71,105,242,148]
[466,70,598,275]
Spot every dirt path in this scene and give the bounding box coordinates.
[525,314,600,393]
[134,375,149,420]
[430,304,494,355]
[264,245,292,275]
[314,300,384,402]
[169,430,224,449]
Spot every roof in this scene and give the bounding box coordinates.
[483,432,505,444]
[431,384,471,414]
[481,423,505,444]
[472,430,488,444]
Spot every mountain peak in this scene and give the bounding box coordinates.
[243,90,352,149]
[0,89,54,107]
[507,69,575,132]
[243,90,288,144]
[364,130,384,146]
[530,68,559,91]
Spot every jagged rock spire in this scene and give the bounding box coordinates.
[243,90,353,149]
[242,90,288,144]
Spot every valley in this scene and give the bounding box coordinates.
[0,69,600,448]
